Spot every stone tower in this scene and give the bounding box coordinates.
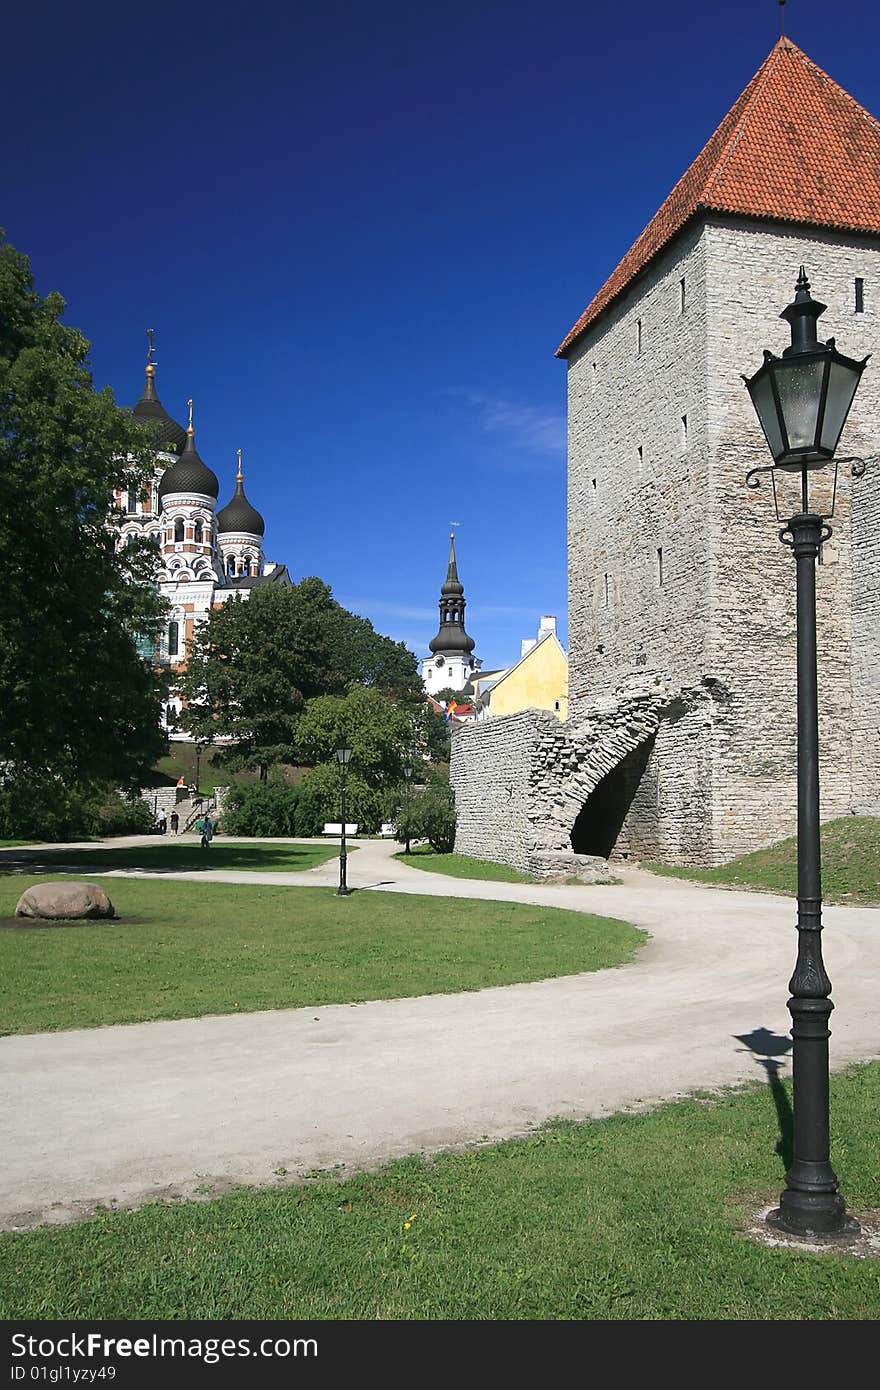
[451,36,880,874]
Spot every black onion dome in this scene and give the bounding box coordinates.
[132,368,187,452]
[217,476,265,537]
[429,624,476,655]
[158,428,220,501]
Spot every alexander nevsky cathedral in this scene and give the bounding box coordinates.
[115,335,290,732]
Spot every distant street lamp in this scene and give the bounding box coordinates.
[403,757,413,855]
[744,266,868,1239]
[336,733,353,897]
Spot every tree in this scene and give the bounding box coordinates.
[407,772,456,853]
[179,586,325,779]
[295,687,414,832]
[0,233,167,795]
[296,686,413,786]
[180,577,423,778]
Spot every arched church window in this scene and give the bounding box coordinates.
[174,518,184,543]
[167,621,180,657]
[126,491,137,514]
[227,556,235,576]
[242,557,251,576]
[194,522,203,545]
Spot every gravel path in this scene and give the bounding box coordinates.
[2,836,878,1229]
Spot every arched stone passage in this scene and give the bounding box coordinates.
[570,735,656,857]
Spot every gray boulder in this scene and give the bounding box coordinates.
[529,850,621,885]
[15,882,116,921]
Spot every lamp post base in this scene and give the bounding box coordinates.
[767,1196,860,1241]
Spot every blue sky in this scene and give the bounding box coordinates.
[6,0,880,670]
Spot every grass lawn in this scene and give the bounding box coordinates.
[147,743,305,794]
[1,1064,877,1320]
[0,840,340,875]
[645,816,880,905]
[396,846,536,883]
[0,877,644,1034]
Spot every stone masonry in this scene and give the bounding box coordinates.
[451,677,726,875]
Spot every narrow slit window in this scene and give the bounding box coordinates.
[604,573,609,607]
[681,414,688,448]
[855,278,864,313]
[679,278,686,313]
[592,361,597,386]
[591,477,597,491]
[657,547,664,588]
[637,318,643,355]
[637,444,643,471]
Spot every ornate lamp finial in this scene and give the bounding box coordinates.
[236,448,243,483]
[187,398,194,434]
[146,327,156,377]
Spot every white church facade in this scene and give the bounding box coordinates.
[116,337,290,735]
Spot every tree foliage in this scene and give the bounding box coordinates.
[180,579,423,778]
[0,233,167,791]
[408,772,457,853]
[221,782,301,837]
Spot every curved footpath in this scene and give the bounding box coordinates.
[1,836,878,1229]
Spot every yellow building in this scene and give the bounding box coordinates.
[472,617,568,721]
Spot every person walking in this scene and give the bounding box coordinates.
[157,809,167,836]
[200,815,214,850]
[170,809,179,836]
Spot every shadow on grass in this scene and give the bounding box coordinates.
[735,1026,794,1170]
[0,843,339,875]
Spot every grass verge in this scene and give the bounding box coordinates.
[645,816,880,906]
[0,878,644,1034]
[1,1065,877,1319]
[396,846,536,883]
[0,840,340,875]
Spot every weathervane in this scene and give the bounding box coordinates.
[187,398,194,432]
[236,447,243,482]
[779,0,786,37]
[146,327,155,366]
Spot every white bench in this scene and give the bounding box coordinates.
[322,823,359,836]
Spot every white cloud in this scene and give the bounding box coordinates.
[457,391,565,459]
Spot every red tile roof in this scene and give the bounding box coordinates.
[557,39,880,356]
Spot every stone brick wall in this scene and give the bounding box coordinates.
[450,680,724,874]
[451,712,553,875]
[567,221,712,713]
[704,219,880,855]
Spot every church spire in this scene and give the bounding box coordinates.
[131,329,186,452]
[429,533,475,656]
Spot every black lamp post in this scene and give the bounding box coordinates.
[403,758,413,854]
[744,267,868,1239]
[336,733,353,897]
[194,742,202,797]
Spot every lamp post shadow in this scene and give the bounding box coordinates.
[734,1027,794,1171]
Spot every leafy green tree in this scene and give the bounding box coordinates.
[221,782,300,836]
[0,232,167,798]
[179,586,324,779]
[295,686,413,787]
[181,579,423,779]
[408,772,456,852]
[295,763,386,836]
